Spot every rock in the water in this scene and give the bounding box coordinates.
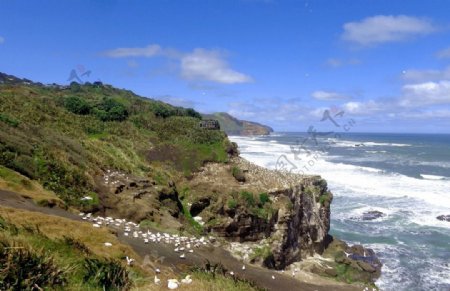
[361,210,384,221]
[436,214,450,222]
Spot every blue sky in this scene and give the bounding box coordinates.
[1,0,450,133]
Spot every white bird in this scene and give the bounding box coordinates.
[242,265,246,270]
[344,251,351,257]
[125,256,135,266]
[230,271,234,276]
[93,223,100,228]
[167,279,179,289]
[154,275,161,285]
[104,242,112,247]
[271,275,275,280]
[155,268,161,274]
[181,275,192,284]
[179,253,185,259]
[188,249,194,253]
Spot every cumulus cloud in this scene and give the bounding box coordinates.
[0,36,4,44]
[342,15,436,46]
[312,90,352,101]
[180,49,252,84]
[400,80,450,106]
[436,47,450,59]
[102,44,251,84]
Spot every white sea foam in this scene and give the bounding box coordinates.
[420,174,447,180]
[328,139,411,148]
[230,136,450,226]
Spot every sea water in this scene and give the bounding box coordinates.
[229,132,450,291]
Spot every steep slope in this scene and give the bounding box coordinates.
[203,112,273,136]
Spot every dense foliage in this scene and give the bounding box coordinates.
[0,81,229,205]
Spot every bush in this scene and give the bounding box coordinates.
[240,191,255,207]
[64,96,92,115]
[259,192,270,205]
[84,258,131,290]
[94,98,128,121]
[0,239,67,290]
[227,199,237,209]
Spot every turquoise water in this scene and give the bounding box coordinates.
[230,133,450,291]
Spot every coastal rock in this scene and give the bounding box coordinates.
[361,210,384,221]
[437,214,450,222]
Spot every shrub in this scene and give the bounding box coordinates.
[64,96,92,115]
[0,239,67,290]
[94,98,128,121]
[84,258,131,290]
[0,114,19,127]
[259,192,269,205]
[240,191,255,207]
[227,199,237,209]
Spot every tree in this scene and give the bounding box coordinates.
[64,96,91,115]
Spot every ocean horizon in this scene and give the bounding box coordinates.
[230,132,450,291]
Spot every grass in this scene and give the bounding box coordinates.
[0,206,144,290]
[0,82,229,206]
[0,165,65,206]
[250,245,273,262]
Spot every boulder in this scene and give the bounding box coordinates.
[437,214,450,222]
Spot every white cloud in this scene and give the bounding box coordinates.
[103,45,251,84]
[102,44,181,59]
[400,80,450,106]
[312,90,351,101]
[180,49,252,84]
[342,15,436,46]
[436,47,450,59]
[401,66,450,82]
[155,95,196,108]
[0,36,4,44]
[399,109,450,119]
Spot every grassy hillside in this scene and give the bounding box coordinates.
[0,76,231,207]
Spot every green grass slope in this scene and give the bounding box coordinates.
[0,75,231,206]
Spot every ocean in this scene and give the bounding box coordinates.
[229,132,450,291]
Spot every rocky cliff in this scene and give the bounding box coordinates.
[181,157,381,285]
[202,112,273,136]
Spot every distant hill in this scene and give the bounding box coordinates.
[203,112,273,136]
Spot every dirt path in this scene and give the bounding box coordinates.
[0,189,361,291]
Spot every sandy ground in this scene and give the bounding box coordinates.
[0,189,362,291]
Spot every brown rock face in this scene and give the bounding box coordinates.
[269,177,332,269]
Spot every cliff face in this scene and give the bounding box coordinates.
[202,112,273,136]
[184,158,332,268]
[270,178,332,269]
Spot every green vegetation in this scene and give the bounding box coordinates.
[181,201,204,234]
[227,199,237,209]
[237,191,274,220]
[250,245,273,262]
[0,81,230,205]
[259,192,269,205]
[0,214,137,290]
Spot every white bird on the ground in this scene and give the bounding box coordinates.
[93,223,100,228]
[230,271,234,276]
[104,242,112,247]
[155,268,161,274]
[271,275,275,280]
[154,275,161,285]
[181,275,192,284]
[167,279,179,289]
[344,251,351,257]
[179,253,185,259]
[242,265,246,270]
[188,249,194,253]
[125,256,135,266]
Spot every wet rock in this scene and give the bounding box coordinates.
[437,214,450,222]
[361,210,384,220]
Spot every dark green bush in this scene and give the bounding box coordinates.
[259,192,270,205]
[240,191,255,207]
[84,258,131,290]
[64,96,92,115]
[0,239,67,290]
[94,98,128,121]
